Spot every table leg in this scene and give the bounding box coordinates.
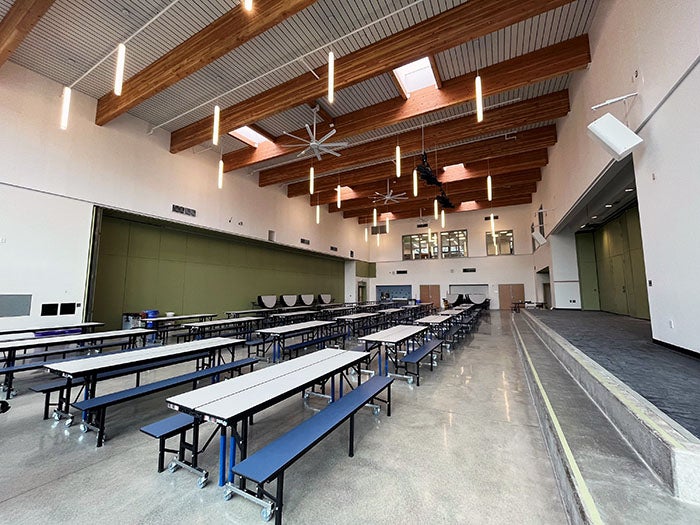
[219,426,227,487]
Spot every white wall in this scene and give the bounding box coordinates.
[531,0,700,351]
[0,62,366,328]
[370,203,536,309]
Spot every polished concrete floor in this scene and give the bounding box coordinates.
[529,309,700,438]
[0,312,567,524]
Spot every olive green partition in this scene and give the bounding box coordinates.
[93,214,345,330]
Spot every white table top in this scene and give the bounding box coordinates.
[415,315,451,325]
[400,304,423,309]
[377,308,402,314]
[147,313,217,323]
[269,310,316,319]
[335,312,378,321]
[0,322,104,337]
[257,320,334,336]
[184,318,263,328]
[167,348,368,422]
[45,337,243,377]
[322,306,354,313]
[224,309,264,316]
[359,324,427,344]
[0,328,154,351]
[455,304,475,310]
[439,309,464,316]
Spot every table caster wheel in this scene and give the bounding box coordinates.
[261,506,274,522]
[407,377,414,385]
[167,460,179,473]
[197,476,208,489]
[80,422,89,433]
[372,406,380,416]
[53,410,62,421]
[223,488,233,501]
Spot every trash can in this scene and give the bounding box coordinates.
[140,309,159,329]
[122,313,142,330]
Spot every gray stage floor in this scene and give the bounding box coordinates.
[528,309,700,438]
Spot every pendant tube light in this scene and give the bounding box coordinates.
[412,169,418,197]
[373,207,377,227]
[243,0,253,11]
[441,209,445,229]
[60,87,72,130]
[309,166,314,194]
[376,233,380,246]
[386,216,390,234]
[364,227,368,242]
[395,145,401,177]
[212,105,220,146]
[217,159,224,190]
[490,213,496,238]
[434,198,439,220]
[487,174,492,201]
[114,43,126,96]
[475,75,483,123]
[327,51,335,104]
[316,204,320,224]
[336,184,341,208]
[428,226,432,241]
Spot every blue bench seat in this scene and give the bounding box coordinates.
[140,413,196,474]
[228,374,393,525]
[400,339,443,386]
[283,332,346,360]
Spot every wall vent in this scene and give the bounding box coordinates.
[350,250,355,258]
[417,222,428,228]
[268,230,276,242]
[484,215,498,221]
[396,269,408,275]
[172,204,196,217]
[300,238,310,245]
[370,225,387,235]
[330,246,338,252]
[462,268,476,273]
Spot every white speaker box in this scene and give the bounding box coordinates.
[532,231,547,246]
[587,112,643,161]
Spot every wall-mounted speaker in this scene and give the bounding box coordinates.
[587,113,643,161]
[532,231,547,246]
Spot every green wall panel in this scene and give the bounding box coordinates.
[93,215,345,329]
[575,232,600,310]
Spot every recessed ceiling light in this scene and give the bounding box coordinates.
[625,188,634,192]
[605,204,613,208]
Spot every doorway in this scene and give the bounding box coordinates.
[498,284,525,309]
[419,284,441,306]
[357,281,367,303]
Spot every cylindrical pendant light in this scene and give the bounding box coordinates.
[376,233,380,246]
[336,184,341,208]
[114,43,126,96]
[373,207,377,227]
[487,174,492,201]
[490,213,496,238]
[217,160,224,190]
[434,198,439,220]
[386,216,390,234]
[60,86,72,130]
[309,166,314,194]
[441,209,445,229]
[395,145,401,177]
[412,169,418,197]
[212,105,220,146]
[327,51,335,104]
[316,204,320,224]
[475,75,483,123]
[243,0,253,11]
[364,227,368,242]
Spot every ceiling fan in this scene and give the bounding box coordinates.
[371,179,409,205]
[281,105,348,160]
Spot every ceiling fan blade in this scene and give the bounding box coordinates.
[281,142,308,147]
[296,146,311,158]
[321,142,348,148]
[317,128,337,144]
[283,131,309,142]
[314,149,322,161]
[318,146,341,157]
[305,124,314,141]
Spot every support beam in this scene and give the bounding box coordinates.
[428,55,443,89]
[223,34,589,171]
[172,0,573,153]
[0,0,54,68]
[95,0,316,126]
[266,89,569,186]
[288,125,556,197]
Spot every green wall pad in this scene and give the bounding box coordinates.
[93,215,345,330]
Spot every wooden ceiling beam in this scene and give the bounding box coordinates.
[312,151,547,206]
[287,124,556,197]
[0,0,55,68]
[94,0,316,126]
[223,34,589,171]
[267,89,568,186]
[356,195,533,224]
[428,55,443,89]
[172,0,573,153]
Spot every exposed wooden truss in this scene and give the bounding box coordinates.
[0,0,54,67]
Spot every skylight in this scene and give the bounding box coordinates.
[393,57,438,96]
[228,126,270,148]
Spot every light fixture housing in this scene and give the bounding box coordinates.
[441,209,445,228]
[212,105,220,146]
[364,227,368,242]
[336,184,341,208]
[217,160,224,189]
[114,43,126,96]
[60,86,72,130]
[327,51,335,104]
[487,175,492,201]
[386,216,390,234]
[243,0,253,11]
[434,198,438,220]
[373,207,377,227]
[475,75,483,123]
[316,204,320,224]
[412,169,418,197]
[395,145,401,177]
[309,166,314,194]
